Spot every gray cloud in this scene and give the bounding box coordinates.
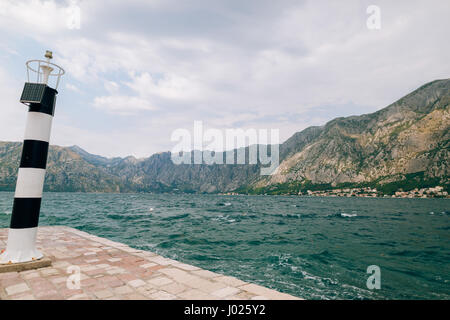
[0,0,448,157]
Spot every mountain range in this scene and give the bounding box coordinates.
[0,79,448,195]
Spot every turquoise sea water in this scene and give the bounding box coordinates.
[0,192,448,299]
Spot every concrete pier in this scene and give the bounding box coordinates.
[0,226,301,300]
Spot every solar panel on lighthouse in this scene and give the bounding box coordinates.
[20,83,47,104]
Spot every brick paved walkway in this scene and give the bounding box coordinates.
[0,226,301,300]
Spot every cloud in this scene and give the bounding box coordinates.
[66,83,81,93]
[126,72,206,102]
[0,0,449,157]
[104,80,119,93]
[0,0,68,35]
[0,67,27,141]
[92,95,156,115]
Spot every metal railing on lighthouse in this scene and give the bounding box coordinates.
[0,51,65,264]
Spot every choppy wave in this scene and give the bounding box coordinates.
[161,213,190,221]
[341,213,357,218]
[216,202,232,207]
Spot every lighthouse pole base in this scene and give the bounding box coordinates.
[0,227,43,264]
[0,256,51,273]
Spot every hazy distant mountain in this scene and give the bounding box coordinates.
[0,79,448,194]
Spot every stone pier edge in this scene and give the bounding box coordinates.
[0,226,302,300]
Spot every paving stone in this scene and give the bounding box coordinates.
[35,289,59,298]
[211,286,241,298]
[117,273,138,282]
[173,262,200,271]
[1,276,26,287]
[49,276,67,284]
[114,285,134,295]
[147,276,173,286]
[123,293,147,300]
[192,269,220,279]
[81,265,99,272]
[0,272,19,280]
[59,288,84,298]
[215,275,247,287]
[140,263,157,268]
[178,289,218,300]
[80,278,98,287]
[136,284,158,297]
[94,289,114,299]
[11,293,35,300]
[21,272,41,280]
[67,293,90,300]
[158,267,189,279]
[159,282,188,295]
[128,279,146,288]
[149,290,177,300]
[239,283,300,300]
[106,266,126,275]
[147,256,175,266]
[98,275,124,288]
[19,269,39,276]
[6,283,30,295]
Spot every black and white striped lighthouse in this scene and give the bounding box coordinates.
[0,51,64,264]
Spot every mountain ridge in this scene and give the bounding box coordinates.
[0,79,448,194]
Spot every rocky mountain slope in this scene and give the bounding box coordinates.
[251,79,449,194]
[0,79,448,194]
[0,142,123,192]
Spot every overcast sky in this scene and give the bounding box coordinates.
[0,0,449,158]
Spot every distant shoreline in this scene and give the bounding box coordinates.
[0,190,449,199]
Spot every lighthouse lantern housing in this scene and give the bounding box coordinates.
[19,51,64,116]
[24,50,65,89]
